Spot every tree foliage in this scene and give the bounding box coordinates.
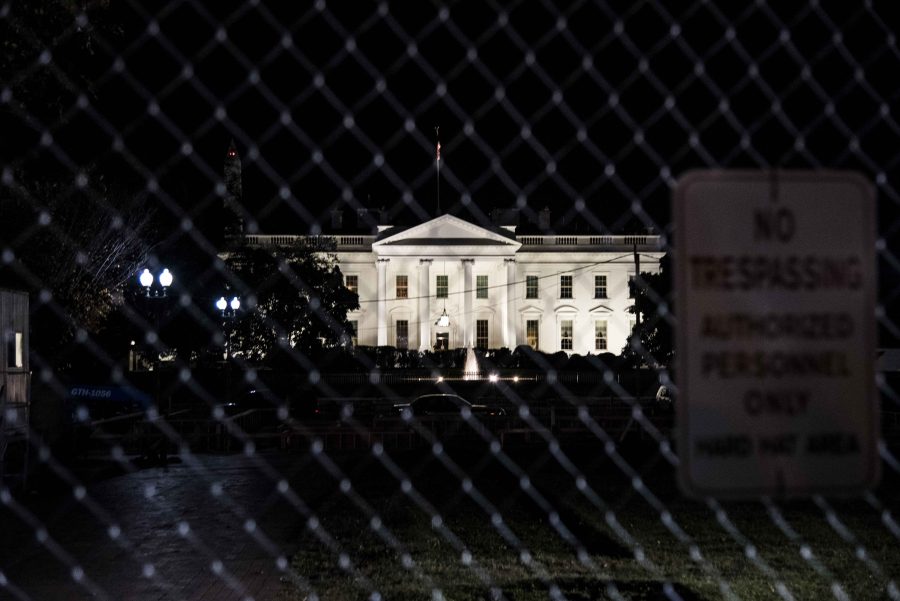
[224,243,359,364]
[622,255,673,368]
[0,172,154,355]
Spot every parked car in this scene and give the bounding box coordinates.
[394,393,506,418]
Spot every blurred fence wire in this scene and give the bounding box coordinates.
[2,1,900,600]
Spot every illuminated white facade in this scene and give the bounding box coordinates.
[246,214,663,355]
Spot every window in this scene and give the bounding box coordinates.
[348,321,358,347]
[594,321,607,351]
[560,275,573,299]
[476,320,489,349]
[594,275,607,298]
[396,320,409,349]
[526,319,539,350]
[476,275,488,299]
[560,320,573,350]
[345,274,358,295]
[435,332,449,350]
[7,332,23,368]
[525,275,538,299]
[396,275,408,299]
[436,275,448,298]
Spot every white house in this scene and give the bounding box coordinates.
[244,214,663,355]
[224,143,662,355]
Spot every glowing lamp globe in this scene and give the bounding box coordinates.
[139,268,153,288]
[230,297,240,311]
[158,268,173,288]
[216,297,227,311]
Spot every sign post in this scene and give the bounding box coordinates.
[674,170,879,498]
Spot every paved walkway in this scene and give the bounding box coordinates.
[0,452,306,601]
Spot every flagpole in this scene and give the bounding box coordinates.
[435,125,441,217]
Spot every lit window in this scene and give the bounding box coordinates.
[396,320,408,350]
[560,275,573,299]
[436,275,448,299]
[525,275,538,299]
[7,332,24,368]
[560,320,573,351]
[345,274,358,295]
[396,275,408,299]
[594,275,607,298]
[476,275,488,299]
[594,321,607,351]
[476,320,489,349]
[526,320,539,350]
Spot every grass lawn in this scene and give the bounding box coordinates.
[278,441,900,601]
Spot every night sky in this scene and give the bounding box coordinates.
[3,1,900,241]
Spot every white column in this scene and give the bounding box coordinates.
[462,258,474,347]
[504,258,516,348]
[418,259,432,351]
[376,258,389,346]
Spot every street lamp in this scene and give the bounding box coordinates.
[216,295,241,314]
[137,266,174,416]
[216,295,241,411]
[139,268,173,297]
[215,296,241,360]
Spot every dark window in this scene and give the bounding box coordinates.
[396,275,408,299]
[348,321,358,347]
[476,320,488,349]
[396,320,408,349]
[476,275,488,299]
[526,320,539,349]
[594,275,607,298]
[594,321,607,351]
[345,274,358,295]
[560,275,573,299]
[560,320,573,350]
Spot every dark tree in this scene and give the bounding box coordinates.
[623,254,673,368]
[0,172,154,357]
[224,243,359,364]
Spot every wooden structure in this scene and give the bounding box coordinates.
[1,288,29,478]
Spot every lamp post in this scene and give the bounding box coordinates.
[216,296,241,410]
[138,267,173,414]
[139,268,173,297]
[215,296,241,361]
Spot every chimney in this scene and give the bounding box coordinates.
[538,207,551,231]
[330,209,343,229]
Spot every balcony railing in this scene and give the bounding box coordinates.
[243,234,375,250]
[242,233,661,250]
[517,234,661,248]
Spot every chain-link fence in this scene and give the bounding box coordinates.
[2,1,900,599]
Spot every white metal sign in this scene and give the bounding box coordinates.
[674,170,879,498]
